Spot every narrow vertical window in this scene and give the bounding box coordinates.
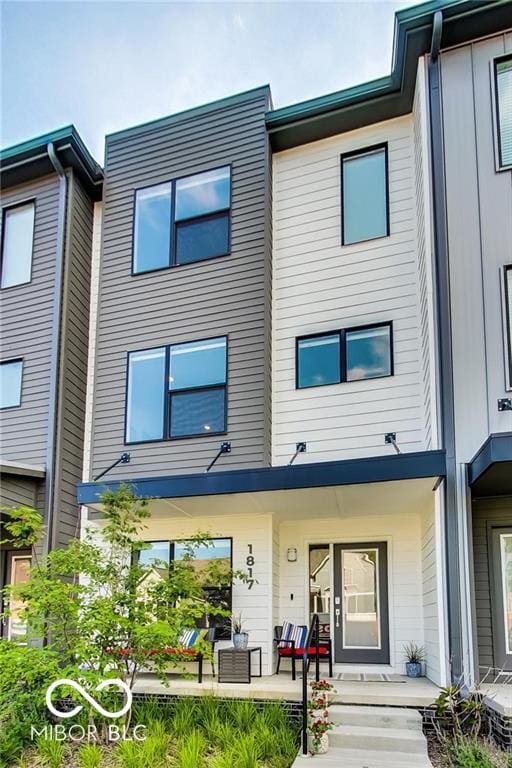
[504,266,512,386]
[125,347,166,442]
[341,145,388,245]
[133,183,172,274]
[495,57,512,169]
[1,203,35,288]
[0,359,23,408]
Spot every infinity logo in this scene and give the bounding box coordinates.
[46,678,132,719]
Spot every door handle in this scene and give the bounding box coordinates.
[335,608,340,628]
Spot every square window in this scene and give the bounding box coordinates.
[297,334,340,388]
[346,325,392,381]
[504,266,512,387]
[342,146,388,245]
[0,360,23,408]
[133,183,172,274]
[495,57,512,169]
[170,387,226,437]
[126,347,166,442]
[1,203,35,288]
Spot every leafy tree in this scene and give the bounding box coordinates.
[1,485,246,733]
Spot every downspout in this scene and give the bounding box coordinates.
[427,12,463,682]
[42,143,68,559]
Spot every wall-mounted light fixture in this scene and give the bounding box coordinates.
[287,547,298,562]
[498,398,512,412]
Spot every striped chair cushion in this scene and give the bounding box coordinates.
[178,628,208,648]
[279,622,307,649]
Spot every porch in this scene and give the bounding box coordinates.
[133,670,440,708]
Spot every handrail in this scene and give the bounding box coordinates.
[301,613,320,755]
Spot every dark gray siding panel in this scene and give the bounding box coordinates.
[0,174,60,465]
[0,473,38,509]
[472,496,512,675]
[91,88,272,479]
[52,173,94,549]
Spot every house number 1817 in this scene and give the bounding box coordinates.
[246,544,255,590]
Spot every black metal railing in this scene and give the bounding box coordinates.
[301,613,320,755]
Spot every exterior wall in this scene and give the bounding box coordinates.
[421,490,448,686]
[0,174,60,466]
[0,473,39,510]
[278,511,431,677]
[90,512,276,675]
[90,88,272,481]
[472,496,512,673]
[272,113,434,464]
[440,33,512,463]
[52,173,94,549]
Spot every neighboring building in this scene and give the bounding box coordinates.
[436,25,512,687]
[0,128,102,641]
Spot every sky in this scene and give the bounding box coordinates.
[1,0,416,164]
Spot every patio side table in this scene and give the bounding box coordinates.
[218,646,262,684]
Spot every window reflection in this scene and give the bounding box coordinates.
[309,545,330,637]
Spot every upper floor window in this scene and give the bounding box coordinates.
[296,322,393,389]
[133,166,231,274]
[341,145,389,245]
[1,202,35,289]
[495,56,512,170]
[0,359,23,408]
[504,265,512,388]
[125,336,227,443]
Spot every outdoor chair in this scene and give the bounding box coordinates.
[274,621,333,681]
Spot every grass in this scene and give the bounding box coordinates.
[12,697,300,767]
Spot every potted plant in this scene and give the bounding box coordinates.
[403,642,425,678]
[308,716,334,754]
[232,613,248,649]
[310,678,336,707]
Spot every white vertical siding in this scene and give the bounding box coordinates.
[272,114,432,465]
[278,512,427,676]
[421,488,448,686]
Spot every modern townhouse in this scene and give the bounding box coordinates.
[0,129,102,641]
[434,11,512,711]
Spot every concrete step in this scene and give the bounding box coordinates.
[295,747,433,767]
[328,704,423,730]
[329,724,427,754]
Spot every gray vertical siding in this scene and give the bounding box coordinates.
[472,497,512,674]
[91,87,272,480]
[0,174,60,465]
[52,172,94,549]
[440,34,512,464]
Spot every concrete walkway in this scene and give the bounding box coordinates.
[293,705,433,767]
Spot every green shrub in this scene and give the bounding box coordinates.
[36,737,65,768]
[0,642,60,765]
[77,743,102,768]
[176,729,205,768]
[449,738,494,768]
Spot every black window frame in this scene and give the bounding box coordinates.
[131,164,232,276]
[504,265,512,389]
[494,54,512,171]
[296,321,394,390]
[0,199,36,290]
[0,358,24,409]
[124,335,228,445]
[138,536,234,640]
[340,143,390,246]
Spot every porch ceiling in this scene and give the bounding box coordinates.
[86,476,436,521]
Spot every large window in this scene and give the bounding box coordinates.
[0,359,23,409]
[139,538,233,639]
[125,336,227,443]
[495,56,512,169]
[504,266,512,387]
[296,323,392,389]
[341,145,389,245]
[133,166,231,274]
[1,202,35,288]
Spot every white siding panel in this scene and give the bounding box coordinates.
[272,115,433,465]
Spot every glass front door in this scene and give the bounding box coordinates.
[6,553,31,644]
[333,542,389,664]
[492,528,512,671]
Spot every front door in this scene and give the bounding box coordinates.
[4,551,32,643]
[333,542,389,664]
[491,528,512,672]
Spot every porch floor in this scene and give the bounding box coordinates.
[133,672,439,708]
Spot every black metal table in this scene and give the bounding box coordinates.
[217,646,262,684]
